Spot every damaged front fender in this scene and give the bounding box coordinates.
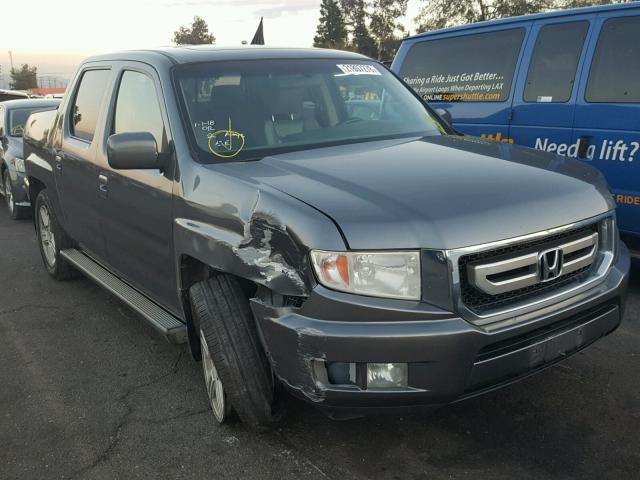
[173,170,347,298]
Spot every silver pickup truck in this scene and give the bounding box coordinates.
[23,46,629,428]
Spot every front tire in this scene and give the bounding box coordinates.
[189,275,275,428]
[3,171,28,220]
[35,189,76,280]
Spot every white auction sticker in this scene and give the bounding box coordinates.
[336,64,381,76]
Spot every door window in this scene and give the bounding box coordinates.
[524,22,588,103]
[70,69,111,142]
[398,28,525,102]
[113,70,166,152]
[586,16,640,103]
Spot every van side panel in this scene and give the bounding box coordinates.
[571,10,640,236]
[393,23,531,142]
[508,15,594,157]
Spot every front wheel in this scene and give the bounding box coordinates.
[3,171,28,220]
[189,275,276,428]
[34,189,76,280]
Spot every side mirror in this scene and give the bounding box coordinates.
[435,107,453,126]
[107,132,162,170]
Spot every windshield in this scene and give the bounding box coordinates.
[9,108,40,137]
[174,59,446,162]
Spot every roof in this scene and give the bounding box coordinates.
[406,1,640,40]
[0,89,29,98]
[1,98,61,110]
[85,46,369,66]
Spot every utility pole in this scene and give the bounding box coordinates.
[8,50,14,71]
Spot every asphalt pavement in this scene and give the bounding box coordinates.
[1,206,638,480]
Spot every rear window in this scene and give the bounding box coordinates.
[524,22,588,103]
[9,108,48,137]
[70,69,111,142]
[399,28,525,102]
[586,16,640,103]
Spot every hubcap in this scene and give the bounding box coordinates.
[200,329,227,423]
[38,205,56,267]
[4,174,13,214]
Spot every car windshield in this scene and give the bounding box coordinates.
[174,59,446,162]
[9,108,40,137]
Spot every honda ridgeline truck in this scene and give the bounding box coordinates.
[23,47,629,427]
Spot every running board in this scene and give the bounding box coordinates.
[60,249,187,343]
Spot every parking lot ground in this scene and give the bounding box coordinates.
[0,207,638,480]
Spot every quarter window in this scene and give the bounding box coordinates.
[586,16,640,103]
[70,69,110,142]
[524,22,588,103]
[113,71,166,151]
[399,28,525,102]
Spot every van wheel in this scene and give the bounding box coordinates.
[35,190,76,280]
[3,171,28,220]
[189,275,275,428]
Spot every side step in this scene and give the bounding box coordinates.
[60,249,187,343]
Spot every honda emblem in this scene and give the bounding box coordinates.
[539,248,563,282]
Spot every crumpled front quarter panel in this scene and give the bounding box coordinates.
[173,162,346,297]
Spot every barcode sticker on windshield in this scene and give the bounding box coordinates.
[336,64,381,76]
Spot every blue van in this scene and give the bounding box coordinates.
[393,2,640,255]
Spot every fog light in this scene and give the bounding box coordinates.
[366,363,408,388]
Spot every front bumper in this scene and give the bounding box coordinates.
[252,242,630,415]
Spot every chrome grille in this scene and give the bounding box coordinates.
[457,222,602,315]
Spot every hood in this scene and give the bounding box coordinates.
[219,136,614,250]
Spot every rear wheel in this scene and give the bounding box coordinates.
[35,190,76,280]
[189,275,275,428]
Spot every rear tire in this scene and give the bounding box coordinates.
[189,275,275,428]
[3,171,29,220]
[35,189,76,280]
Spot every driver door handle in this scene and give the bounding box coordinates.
[98,174,109,198]
[55,154,63,173]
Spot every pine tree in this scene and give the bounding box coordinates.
[369,0,408,60]
[314,0,349,49]
[351,0,378,57]
[9,64,38,90]
[173,16,216,45]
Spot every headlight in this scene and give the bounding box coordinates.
[12,158,25,173]
[310,250,421,300]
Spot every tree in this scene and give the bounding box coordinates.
[415,0,633,32]
[350,0,378,57]
[369,0,408,60]
[173,16,215,45]
[314,0,349,49]
[10,64,37,90]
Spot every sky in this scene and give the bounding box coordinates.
[1,0,421,89]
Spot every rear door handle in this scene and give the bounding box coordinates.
[98,174,109,198]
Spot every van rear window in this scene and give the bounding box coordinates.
[399,28,525,103]
[586,16,640,104]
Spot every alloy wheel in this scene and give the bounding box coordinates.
[38,205,57,267]
[200,328,227,423]
[4,174,13,215]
